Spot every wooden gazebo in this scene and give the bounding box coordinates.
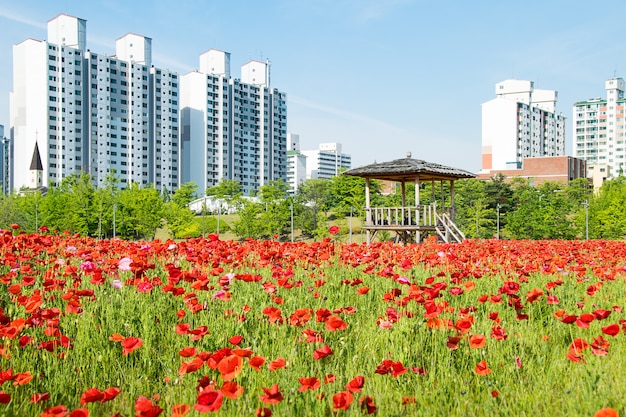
[343,153,475,244]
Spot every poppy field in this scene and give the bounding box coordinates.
[0,228,625,417]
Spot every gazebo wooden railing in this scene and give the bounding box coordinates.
[362,203,465,244]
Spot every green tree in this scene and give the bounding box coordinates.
[329,172,379,216]
[232,199,264,239]
[116,184,164,240]
[172,182,198,208]
[206,179,243,206]
[258,180,292,239]
[39,173,95,235]
[295,179,331,237]
[590,177,626,239]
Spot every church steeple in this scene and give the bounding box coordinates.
[29,142,43,189]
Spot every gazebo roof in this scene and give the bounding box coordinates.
[343,156,475,182]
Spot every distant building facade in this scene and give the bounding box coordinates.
[180,49,287,196]
[286,133,307,194]
[301,143,351,180]
[573,77,626,179]
[0,125,11,194]
[9,14,180,193]
[476,155,587,185]
[481,80,566,176]
[9,14,289,196]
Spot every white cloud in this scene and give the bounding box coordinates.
[288,94,406,135]
[0,8,46,29]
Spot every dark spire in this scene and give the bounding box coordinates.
[30,142,43,171]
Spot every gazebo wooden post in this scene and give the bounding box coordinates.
[440,181,444,213]
[365,178,371,245]
[401,181,406,224]
[415,178,420,243]
[450,180,455,221]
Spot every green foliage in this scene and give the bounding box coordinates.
[327,171,379,216]
[5,169,626,242]
[206,179,244,205]
[171,182,198,208]
[232,199,265,239]
[115,184,164,240]
[590,177,626,239]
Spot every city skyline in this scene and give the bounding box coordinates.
[2,1,626,174]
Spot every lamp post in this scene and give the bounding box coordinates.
[290,203,294,242]
[217,199,221,235]
[349,206,353,243]
[583,199,589,240]
[496,203,501,240]
[113,202,116,238]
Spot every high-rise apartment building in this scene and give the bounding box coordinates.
[180,49,287,196]
[480,80,566,175]
[0,125,11,194]
[9,14,180,192]
[301,143,351,180]
[286,133,307,194]
[573,77,626,178]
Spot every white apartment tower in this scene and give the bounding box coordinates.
[9,14,179,192]
[301,143,351,180]
[286,133,307,194]
[181,49,287,195]
[573,77,626,178]
[481,80,566,173]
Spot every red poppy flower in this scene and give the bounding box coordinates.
[332,391,354,410]
[359,396,377,414]
[195,387,224,413]
[13,371,33,385]
[256,408,272,417]
[325,315,347,332]
[31,392,51,404]
[575,313,595,329]
[469,334,487,349]
[228,335,243,346]
[248,356,266,371]
[171,404,190,417]
[329,226,340,235]
[525,287,544,303]
[289,308,312,326]
[474,360,492,376]
[41,405,68,417]
[102,387,121,403]
[179,347,197,357]
[220,381,244,399]
[594,408,619,417]
[601,323,620,337]
[134,396,163,417]
[179,357,205,375]
[80,388,104,405]
[298,377,321,392]
[345,375,365,393]
[446,336,461,350]
[121,337,143,355]
[268,357,286,371]
[356,286,370,295]
[313,345,333,360]
[0,392,10,404]
[69,409,89,417]
[260,384,284,404]
[217,354,243,381]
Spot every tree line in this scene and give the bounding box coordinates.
[2,171,626,241]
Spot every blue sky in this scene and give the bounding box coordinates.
[2,0,626,173]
